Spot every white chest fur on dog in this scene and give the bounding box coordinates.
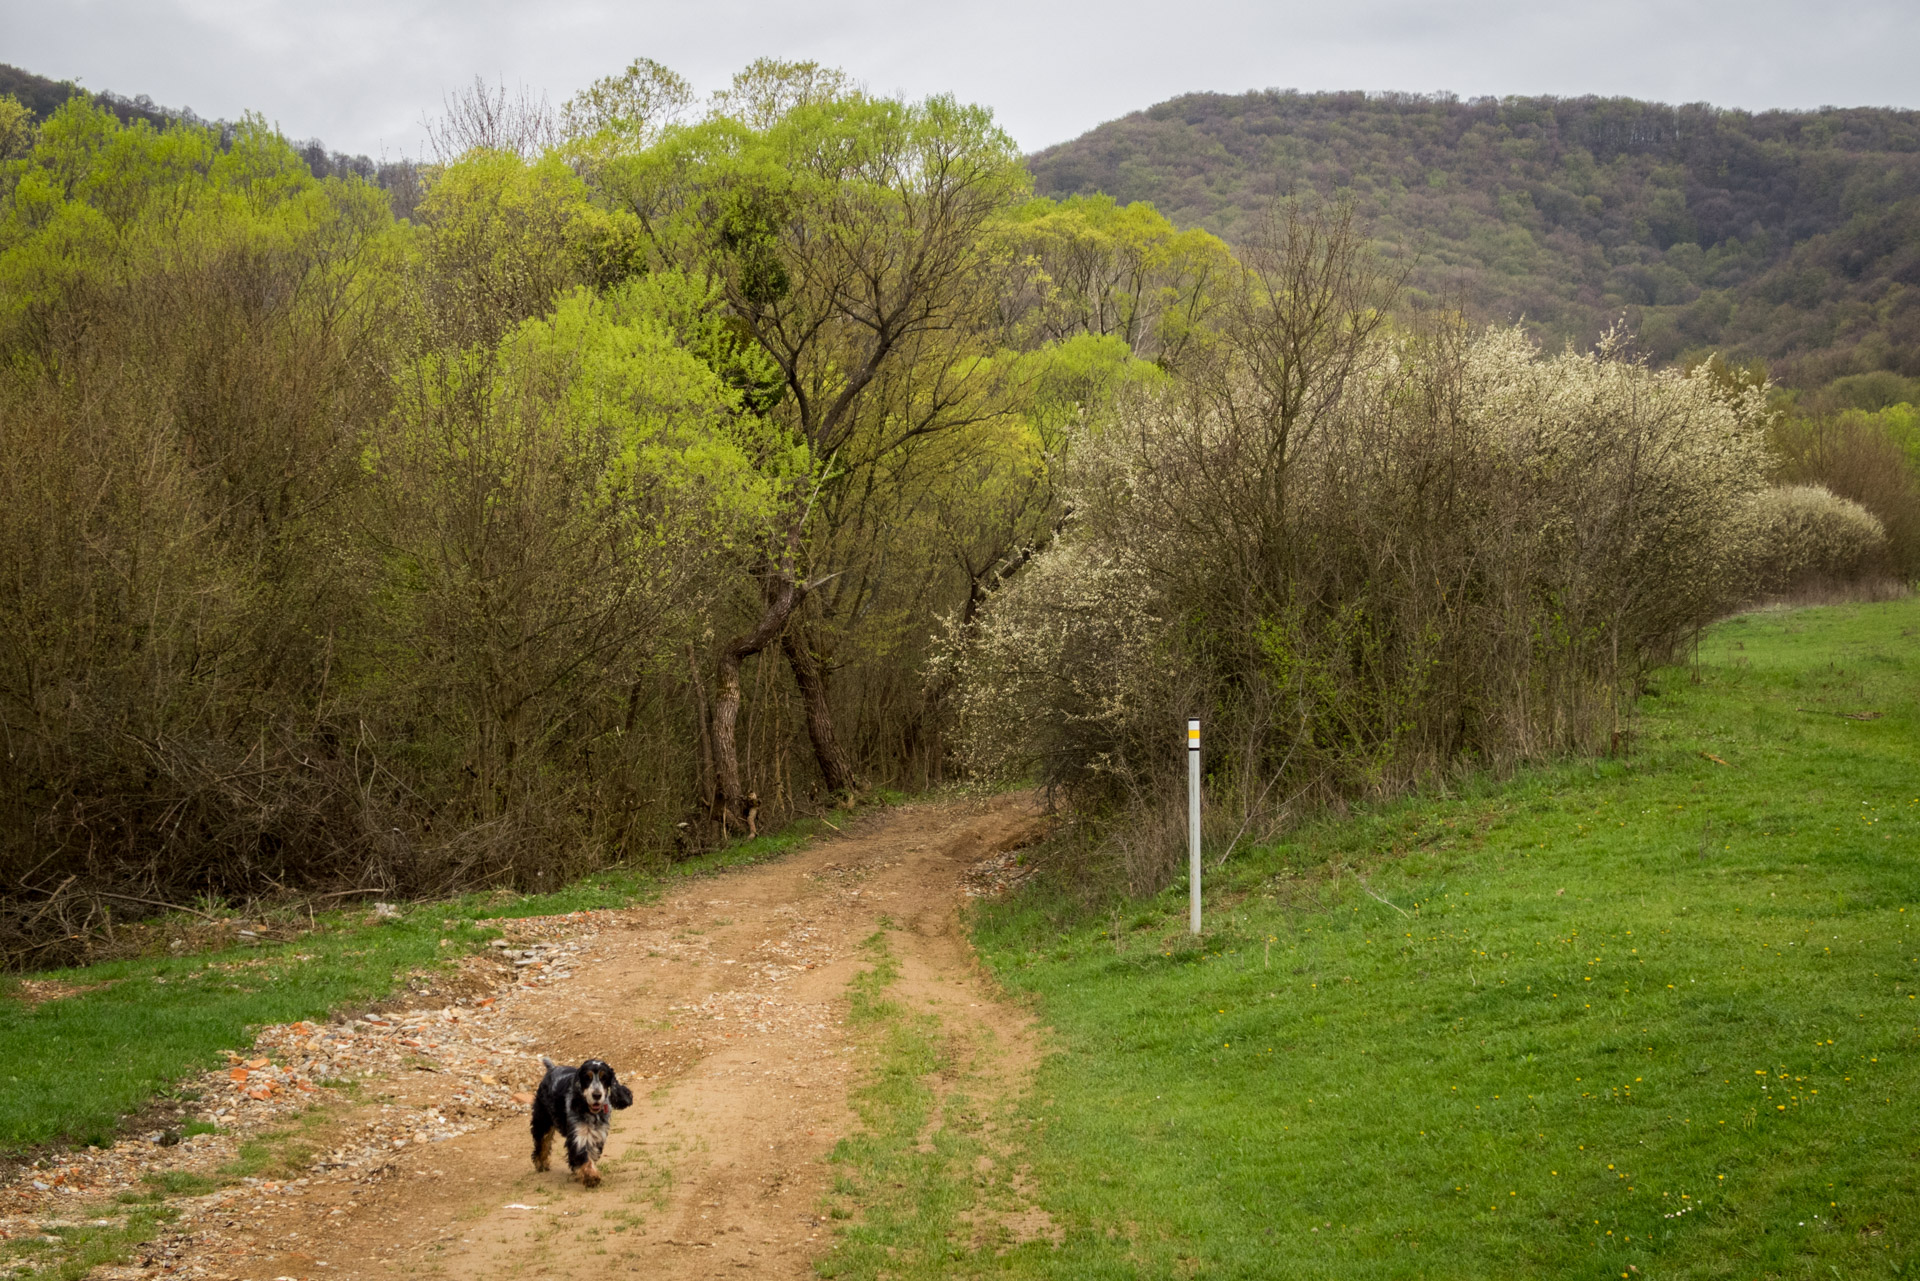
[569,1112,609,1163]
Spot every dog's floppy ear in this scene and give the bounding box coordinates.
[609,1072,634,1110]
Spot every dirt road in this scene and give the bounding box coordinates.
[113,791,1046,1280]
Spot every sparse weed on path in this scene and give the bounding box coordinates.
[966,599,1920,1278]
[819,926,1069,1280]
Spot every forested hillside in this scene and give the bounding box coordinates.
[0,62,204,137]
[1029,91,1920,387]
[0,62,415,195]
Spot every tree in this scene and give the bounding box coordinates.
[1001,194,1231,369]
[611,90,1030,815]
[709,59,854,131]
[561,58,694,158]
[412,149,644,351]
[423,77,557,162]
[0,94,32,161]
[1179,199,1401,617]
[368,285,772,849]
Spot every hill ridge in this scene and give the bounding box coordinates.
[1030,89,1920,385]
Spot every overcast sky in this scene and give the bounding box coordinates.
[8,0,1918,158]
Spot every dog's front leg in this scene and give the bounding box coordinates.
[567,1124,606,1187]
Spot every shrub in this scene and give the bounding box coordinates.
[955,292,1771,885]
[1744,484,1889,593]
[1769,406,1920,578]
[0,104,404,962]
[946,537,1185,798]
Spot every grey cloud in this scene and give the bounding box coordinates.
[7,0,1917,158]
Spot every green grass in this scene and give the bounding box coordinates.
[0,1204,179,1281]
[819,929,1029,1277]
[0,914,486,1151]
[0,816,826,1153]
[953,598,1920,1279]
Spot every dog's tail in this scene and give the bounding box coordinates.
[540,1054,559,1072]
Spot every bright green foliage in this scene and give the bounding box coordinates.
[604,265,788,417]
[707,59,855,132]
[363,284,783,842]
[622,91,1031,463]
[602,84,1066,796]
[1002,194,1231,367]
[955,599,1920,1278]
[1008,331,1165,448]
[561,57,694,156]
[542,285,791,532]
[0,98,387,333]
[381,278,784,560]
[0,94,34,161]
[1872,402,1920,467]
[414,148,644,346]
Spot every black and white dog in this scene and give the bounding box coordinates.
[530,1055,633,1187]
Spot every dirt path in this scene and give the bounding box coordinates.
[106,791,1046,1280]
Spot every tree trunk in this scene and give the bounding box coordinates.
[710,574,800,821]
[685,643,716,806]
[782,624,856,797]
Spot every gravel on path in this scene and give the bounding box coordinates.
[0,793,1049,1281]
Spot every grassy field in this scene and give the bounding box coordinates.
[823,598,1920,1279]
[0,823,822,1153]
[9,602,1918,1278]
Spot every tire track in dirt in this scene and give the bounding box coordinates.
[169,791,1047,1280]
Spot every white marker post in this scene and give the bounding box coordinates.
[1188,717,1202,934]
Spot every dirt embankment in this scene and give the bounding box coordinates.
[38,791,1048,1280]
